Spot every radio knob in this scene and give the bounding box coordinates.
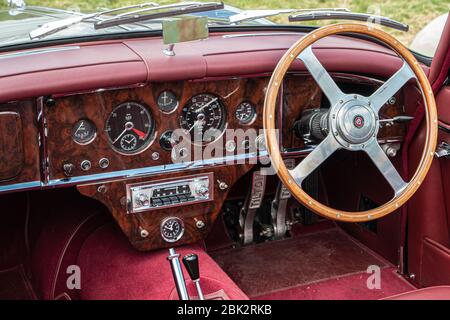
[136,193,150,207]
[195,184,209,197]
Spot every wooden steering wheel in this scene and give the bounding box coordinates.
[263,23,438,222]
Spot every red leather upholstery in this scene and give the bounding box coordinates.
[385,286,450,300]
[0,32,429,103]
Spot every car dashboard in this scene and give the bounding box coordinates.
[0,31,418,251]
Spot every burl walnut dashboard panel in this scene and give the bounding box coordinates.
[45,77,270,181]
[0,101,41,189]
[46,77,273,250]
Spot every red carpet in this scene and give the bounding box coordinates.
[0,265,36,300]
[211,228,413,299]
[253,267,415,300]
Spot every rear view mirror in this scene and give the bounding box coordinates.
[163,16,209,45]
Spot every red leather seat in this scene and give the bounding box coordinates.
[385,286,450,300]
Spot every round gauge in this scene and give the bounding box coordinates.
[105,102,154,155]
[160,217,185,243]
[157,90,179,113]
[180,93,226,144]
[71,119,96,145]
[235,101,256,125]
[159,130,176,151]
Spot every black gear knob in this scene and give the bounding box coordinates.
[182,254,200,281]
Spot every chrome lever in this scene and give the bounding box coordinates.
[435,142,450,159]
[167,248,189,300]
[379,115,414,126]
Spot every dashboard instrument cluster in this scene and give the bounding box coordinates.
[36,74,408,189]
[0,74,410,251]
[44,77,269,182]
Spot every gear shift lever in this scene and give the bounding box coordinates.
[182,254,205,300]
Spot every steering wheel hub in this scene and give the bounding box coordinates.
[332,96,378,147]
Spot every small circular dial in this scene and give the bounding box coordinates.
[72,119,96,145]
[159,130,177,151]
[180,93,225,144]
[160,217,185,243]
[105,102,154,155]
[120,134,138,151]
[157,90,178,113]
[235,101,256,125]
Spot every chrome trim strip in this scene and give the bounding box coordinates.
[0,149,313,193]
[0,181,42,193]
[222,32,302,38]
[50,151,269,187]
[0,46,81,59]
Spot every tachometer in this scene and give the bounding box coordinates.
[105,102,154,155]
[180,93,225,144]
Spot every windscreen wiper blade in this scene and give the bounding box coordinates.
[229,8,350,24]
[29,2,159,39]
[94,2,225,29]
[289,11,409,32]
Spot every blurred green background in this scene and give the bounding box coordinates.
[1,0,449,46]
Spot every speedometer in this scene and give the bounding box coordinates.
[180,93,226,144]
[105,102,154,155]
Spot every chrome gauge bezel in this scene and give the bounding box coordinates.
[160,217,185,243]
[179,93,227,145]
[235,101,257,125]
[105,101,155,156]
[156,90,179,114]
[71,119,97,145]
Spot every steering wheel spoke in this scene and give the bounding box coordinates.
[369,61,416,113]
[289,135,340,186]
[364,141,407,196]
[297,46,345,106]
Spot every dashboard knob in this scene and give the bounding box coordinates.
[99,158,109,169]
[195,184,209,197]
[80,160,91,172]
[136,193,150,207]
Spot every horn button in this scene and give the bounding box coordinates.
[331,96,378,148]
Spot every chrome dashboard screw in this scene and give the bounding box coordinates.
[151,152,160,161]
[97,185,107,194]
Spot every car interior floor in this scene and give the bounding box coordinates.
[209,225,415,300]
[0,188,417,300]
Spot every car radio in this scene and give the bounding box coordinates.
[126,173,214,213]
